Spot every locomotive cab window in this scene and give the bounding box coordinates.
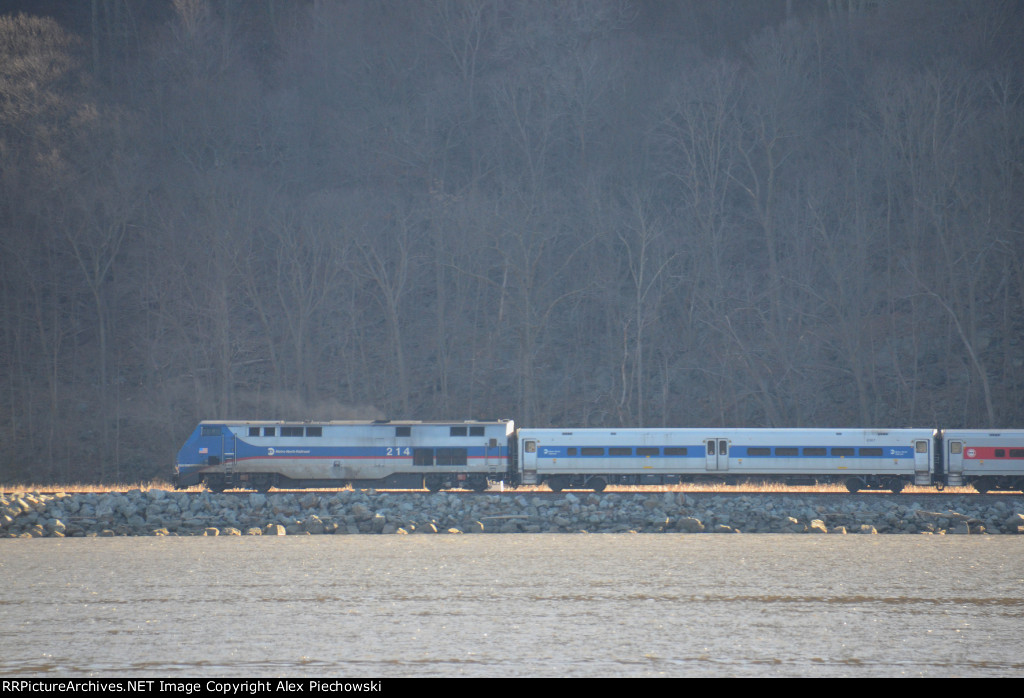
[281,427,303,437]
[263,427,276,437]
[249,427,260,437]
[470,426,485,437]
[395,426,411,437]
[450,427,468,437]
[201,426,220,437]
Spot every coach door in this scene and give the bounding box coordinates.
[705,438,729,471]
[521,439,538,484]
[914,439,932,486]
[946,438,965,487]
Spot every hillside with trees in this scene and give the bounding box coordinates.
[1,0,1021,483]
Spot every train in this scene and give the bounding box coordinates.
[173,420,1024,494]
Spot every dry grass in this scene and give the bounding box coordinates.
[0,480,200,495]
[1,480,985,495]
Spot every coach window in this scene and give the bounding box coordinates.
[637,448,659,457]
[567,447,578,456]
[581,447,604,456]
[609,447,632,456]
[1011,449,1024,458]
[776,447,798,456]
[804,447,826,456]
[748,447,771,456]
[995,449,1006,458]
[832,447,855,456]
[860,448,882,456]
[664,447,687,456]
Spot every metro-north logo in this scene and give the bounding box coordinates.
[268,447,275,455]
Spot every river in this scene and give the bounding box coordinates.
[1,535,1022,677]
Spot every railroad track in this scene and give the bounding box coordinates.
[5,486,1020,498]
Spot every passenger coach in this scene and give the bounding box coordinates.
[517,428,936,493]
[942,430,1024,493]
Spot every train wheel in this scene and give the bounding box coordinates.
[425,476,444,493]
[887,478,905,494]
[206,477,226,493]
[588,477,607,493]
[471,478,488,493]
[972,479,990,494]
[547,477,566,493]
[844,478,861,493]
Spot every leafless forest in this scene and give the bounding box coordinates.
[1,0,1022,483]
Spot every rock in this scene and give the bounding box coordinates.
[2,488,1017,537]
[303,516,325,535]
[678,517,704,533]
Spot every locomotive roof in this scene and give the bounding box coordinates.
[200,419,512,426]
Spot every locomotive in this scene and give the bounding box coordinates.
[174,419,1024,494]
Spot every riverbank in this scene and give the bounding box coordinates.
[4,489,1024,537]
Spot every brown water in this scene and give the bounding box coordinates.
[1,535,1022,677]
